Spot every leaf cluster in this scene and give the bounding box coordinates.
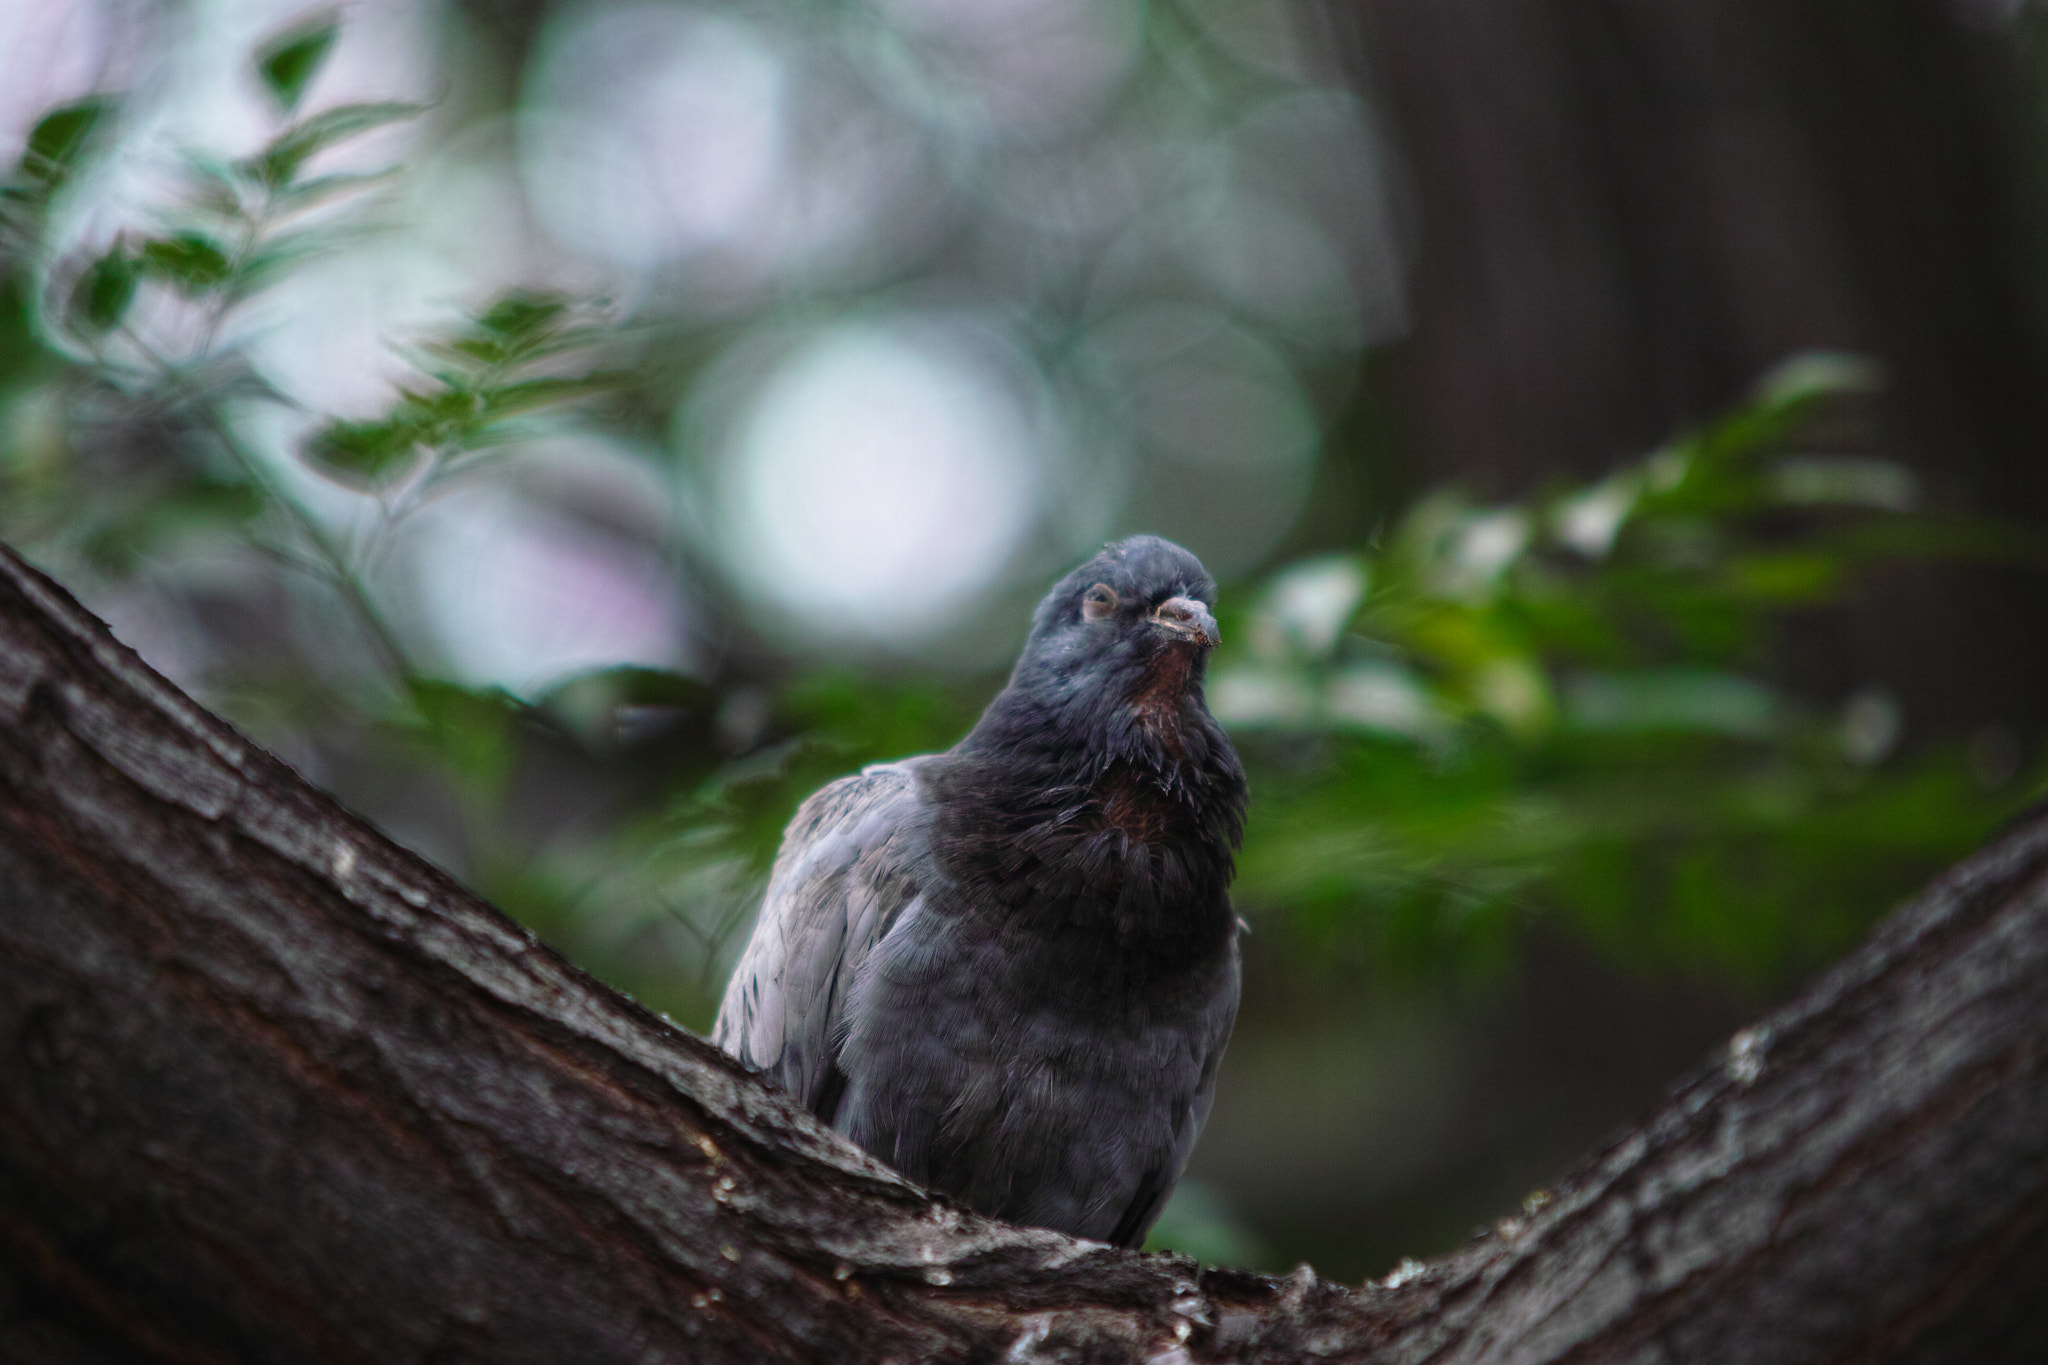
[33,17,417,347]
[305,297,627,486]
[1208,356,2041,983]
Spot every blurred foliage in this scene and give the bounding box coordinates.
[2,16,2043,1059]
[1215,356,2044,984]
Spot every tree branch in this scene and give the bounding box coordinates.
[1,540,2043,1362]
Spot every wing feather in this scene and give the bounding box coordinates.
[711,760,929,1120]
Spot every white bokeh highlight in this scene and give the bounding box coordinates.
[520,4,787,270]
[871,0,1144,142]
[403,441,686,697]
[709,319,1041,645]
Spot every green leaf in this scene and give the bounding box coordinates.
[136,233,233,292]
[1562,669,1781,739]
[270,167,398,214]
[68,247,136,335]
[402,386,484,428]
[182,155,251,216]
[418,297,613,375]
[1754,350,1878,413]
[401,678,523,795]
[1768,456,1915,512]
[477,294,568,340]
[21,98,111,185]
[479,372,628,418]
[245,101,425,187]
[304,417,421,482]
[226,223,378,300]
[1730,552,1839,602]
[256,12,340,114]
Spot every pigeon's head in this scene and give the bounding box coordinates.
[953,534,1244,871]
[1029,533,1219,657]
[997,536,1222,751]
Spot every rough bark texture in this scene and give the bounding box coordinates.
[0,538,2045,1363]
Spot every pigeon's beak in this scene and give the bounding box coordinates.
[1152,597,1219,649]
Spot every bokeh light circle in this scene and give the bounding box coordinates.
[520,4,788,270]
[696,315,1043,646]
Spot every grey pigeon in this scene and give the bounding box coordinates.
[713,535,1247,1246]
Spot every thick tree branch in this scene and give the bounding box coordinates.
[0,540,2043,1362]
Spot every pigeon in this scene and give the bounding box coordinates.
[713,535,1247,1247]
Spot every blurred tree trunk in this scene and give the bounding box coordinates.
[1319,0,2048,748]
[6,540,2048,1364]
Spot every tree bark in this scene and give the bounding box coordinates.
[1,539,2044,1363]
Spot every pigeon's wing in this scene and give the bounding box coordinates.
[1105,937,1240,1249]
[712,759,929,1121]
[1105,1075,1217,1248]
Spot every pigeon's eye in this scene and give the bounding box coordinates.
[1081,583,1119,622]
